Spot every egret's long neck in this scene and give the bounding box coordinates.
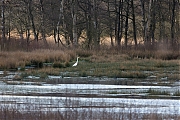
[77,57,79,62]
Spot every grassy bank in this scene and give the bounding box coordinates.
[0,49,179,79]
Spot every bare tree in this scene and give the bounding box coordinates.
[1,0,6,50]
[27,0,38,42]
[92,0,100,48]
[115,0,124,47]
[170,0,176,48]
[56,0,65,47]
[71,0,78,47]
[39,0,48,46]
[124,0,130,48]
[106,0,114,47]
[131,0,137,48]
[1,0,179,51]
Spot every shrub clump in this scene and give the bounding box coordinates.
[53,62,64,68]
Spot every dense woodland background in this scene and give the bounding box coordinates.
[0,0,179,51]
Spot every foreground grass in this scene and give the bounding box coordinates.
[0,107,179,120]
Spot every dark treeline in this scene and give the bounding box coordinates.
[0,0,179,50]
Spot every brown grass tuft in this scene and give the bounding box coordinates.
[0,49,76,69]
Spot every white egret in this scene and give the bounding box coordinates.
[72,57,79,67]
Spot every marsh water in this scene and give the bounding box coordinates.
[0,70,179,118]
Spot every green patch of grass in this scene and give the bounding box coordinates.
[57,61,149,78]
[18,58,179,80]
[154,61,177,68]
[79,71,88,77]
[108,91,119,94]
[174,90,180,96]
[147,88,169,95]
[120,71,147,78]
[21,72,30,78]
[39,73,48,79]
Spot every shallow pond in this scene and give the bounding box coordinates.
[0,71,179,118]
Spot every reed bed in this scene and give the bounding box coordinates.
[0,48,179,80]
[0,49,76,69]
[0,48,179,70]
[0,97,179,120]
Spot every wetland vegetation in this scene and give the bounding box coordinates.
[0,49,179,80]
[0,48,179,120]
[0,0,179,119]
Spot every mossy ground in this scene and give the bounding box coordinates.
[20,57,179,80]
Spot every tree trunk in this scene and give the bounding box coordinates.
[1,0,6,50]
[140,0,147,46]
[71,0,78,47]
[86,0,92,49]
[150,0,156,47]
[92,0,100,49]
[26,28,30,51]
[124,0,130,48]
[170,0,176,48]
[140,0,153,48]
[39,0,48,46]
[131,0,137,48]
[115,0,124,47]
[87,14,92,49]
[107,0,114,47]
[28,0,38,42]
